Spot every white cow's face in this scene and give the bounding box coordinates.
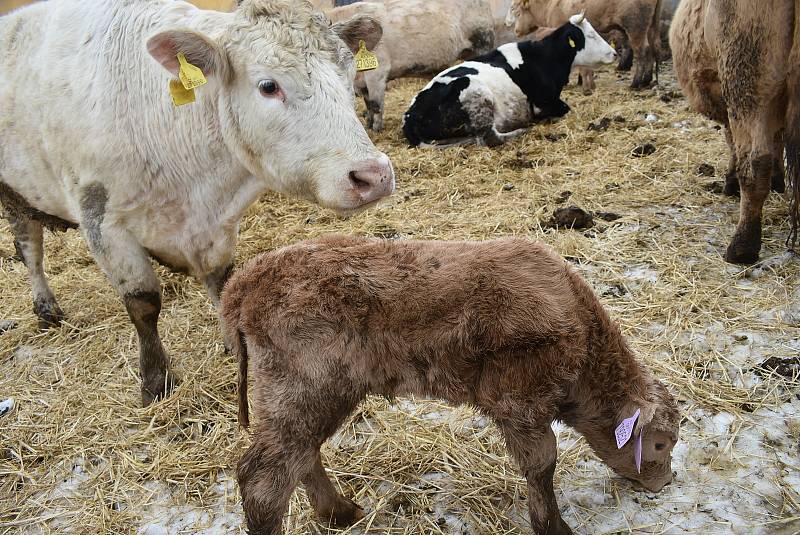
[569,14,617,68]
[147,0,394,213]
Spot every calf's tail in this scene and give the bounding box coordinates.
[786,9,800,251]
[233,329,250,428]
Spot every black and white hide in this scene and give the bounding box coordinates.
[402,14,616,147]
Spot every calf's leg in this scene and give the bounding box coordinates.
[629,30,654,89]
[238,370,362,534]
[7,215,64,328]
[203,262,234,351]
[576,67,595,95]
[78,183,176,405]
[771,133,786,193]
[723,127,741,196]
[363,70,387,133]
[497,421,572,535]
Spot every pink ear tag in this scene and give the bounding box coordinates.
[615,408,640,448]
[634,430,643,473]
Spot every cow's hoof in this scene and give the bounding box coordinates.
[771,173,786,193]
[318,498,364,528]
[725,238,761,265]
[141,371,180,406]
[723,182,740,197]
[34,299,65,330]
[582,87,594,96]
[371,122,384,133]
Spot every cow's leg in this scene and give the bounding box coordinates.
[617,43,634,72]
[302,450,364,527]
[496,420,571,535]
[771,132,786,193]
[363,70,386,133]
[238,367,362,534]
[725,114,777,264]
[6,215,64,328]
[203,261,234,351]
[78,184,176,405]
[629,31,654,89]
[723,127,741,196]
[577,67,595,95]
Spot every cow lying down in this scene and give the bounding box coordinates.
[402,14,616,147]
[221,235,680,535]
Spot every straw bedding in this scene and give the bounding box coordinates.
[1,63,799,534]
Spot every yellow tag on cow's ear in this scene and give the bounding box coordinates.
[169,78,196,106]
[177,53,207,90]
[568,37,576,48]
[354,40,379,72]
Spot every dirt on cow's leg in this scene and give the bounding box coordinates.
[723,128,741,196]
[497,421,572,535]
[203,262,234,352]
[6,215,64,328]
[629,32,654,89]
[726,153,772,264]
[362,67,387,133]
[302,451,364,527]
[78,182,177,405]
[771,134,786,193]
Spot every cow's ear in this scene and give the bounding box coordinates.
[147,29,230,82]
[332,14,383,53]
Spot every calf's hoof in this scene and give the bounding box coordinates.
[141,370,180,406]
[723,174,740,197]
[536,517,573,535]
[318,497,365,528]
[581,87,594,96]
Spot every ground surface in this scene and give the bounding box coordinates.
[1,64,799,535]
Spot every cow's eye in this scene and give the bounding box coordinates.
[258,79,281,98]
[655,443,666,451]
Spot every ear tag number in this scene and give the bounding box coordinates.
[615,408,642,473]
[178,53,207,89]
[568,37,576,48]
[355,40,379,72]
[169,79,196,106]
[168,53,207,106]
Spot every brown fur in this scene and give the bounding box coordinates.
[670,0,800,264]
[221,235,680,535]
[510,0,662,90]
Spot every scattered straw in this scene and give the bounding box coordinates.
[1,64,798,534]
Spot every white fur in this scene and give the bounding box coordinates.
[498,42,524,69]
[571,17,616,67]
[0,0,391,279]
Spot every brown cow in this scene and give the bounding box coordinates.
[670,0,800,264]
[509,0,662,91]
[222,235,680,535]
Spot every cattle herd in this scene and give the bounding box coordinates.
[0,0,797,534]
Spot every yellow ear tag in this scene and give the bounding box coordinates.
[568,37,576,48]
[354,40,379,72]
[177,53,207,90]
[169,78,196,106]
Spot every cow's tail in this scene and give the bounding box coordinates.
[650,0,663,85]
[785,7,800,251]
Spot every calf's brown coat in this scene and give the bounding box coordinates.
[221,235,680,535]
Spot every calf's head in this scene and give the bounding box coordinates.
[581,378,680,492]
[566,13,617,68]
[147,0,394,213]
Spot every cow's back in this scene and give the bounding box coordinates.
[0,0,226,223]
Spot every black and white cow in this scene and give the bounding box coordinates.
[402,14,616,147]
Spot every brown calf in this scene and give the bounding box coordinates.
[670,0,800,264]
[221,235,680,535]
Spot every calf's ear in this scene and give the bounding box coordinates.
[332,14,383,53]
[147,29,231,82]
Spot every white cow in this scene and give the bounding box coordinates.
[317,0,496,132]
[0,0,394,405]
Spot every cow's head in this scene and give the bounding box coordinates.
[580,378,680,492]
[147,0,394,213]
[567,13,617,68]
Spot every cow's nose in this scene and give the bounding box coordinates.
[349,154,395,204]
